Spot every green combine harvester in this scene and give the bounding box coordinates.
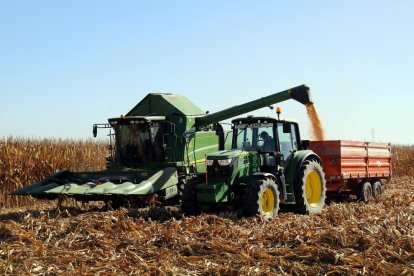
[11,85,320,213]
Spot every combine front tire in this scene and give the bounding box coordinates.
[372,181,382,197]
[358,182,373,202]
[294,160,326,214]
[181,180,200,216]
[243,178,280,219]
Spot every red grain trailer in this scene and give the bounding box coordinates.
[309,140,392,202]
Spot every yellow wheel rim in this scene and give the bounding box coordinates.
[305,170,322,208]
[261,187,275,215]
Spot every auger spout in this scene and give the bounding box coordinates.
[195,84,312,128]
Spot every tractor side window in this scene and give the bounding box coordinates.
[277,123,293,158]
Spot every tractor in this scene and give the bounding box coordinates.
[182,110,326,218]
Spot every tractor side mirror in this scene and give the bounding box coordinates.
[93,125,98,138]
[283,122,291,133]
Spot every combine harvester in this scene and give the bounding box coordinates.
[11,85,314,208]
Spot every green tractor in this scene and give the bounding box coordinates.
[182,108,326,218]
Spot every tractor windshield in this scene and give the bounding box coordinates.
[115,123,164,163]
[233,123,275,152]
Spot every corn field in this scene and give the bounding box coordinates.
[0,138,413,208]
[0,138,413,274]
[392,145,414,177]
[0,137,106,208]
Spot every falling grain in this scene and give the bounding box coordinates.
[306,103,325,141]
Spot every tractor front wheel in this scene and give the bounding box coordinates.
[294,160,326,214]
[243,178,280,219]
[181,179,200,216]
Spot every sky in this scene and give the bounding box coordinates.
[0,1,413,144]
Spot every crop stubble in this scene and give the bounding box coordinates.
[0,176,413,275]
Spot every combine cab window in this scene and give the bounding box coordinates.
[115,124,164,163]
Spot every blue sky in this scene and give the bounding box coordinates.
[1,1,413,144]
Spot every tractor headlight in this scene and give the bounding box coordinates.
[206,159,214,166]
[218,158,232,166]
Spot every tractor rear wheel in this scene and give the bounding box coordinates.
[358,182,373,202]
[243,178,280,219]
[372,181,382,197]
[294,160,326,214]
[181,179,200,216]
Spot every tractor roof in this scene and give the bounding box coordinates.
[126,93,204,117]
[232,116,298,125]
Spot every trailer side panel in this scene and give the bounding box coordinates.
[309,140,391,193]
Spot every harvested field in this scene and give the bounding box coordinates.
[0,139,413,275]
[0,177,413,275]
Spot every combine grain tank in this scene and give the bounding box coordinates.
[309,140,392,202]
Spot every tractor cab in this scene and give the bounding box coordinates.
[231,116,303,169]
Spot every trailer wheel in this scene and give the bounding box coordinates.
[181,179,200,216]
[358,182,373,202]
[294,160,326,214]
[243,178,280,219]
[372,181,382,197]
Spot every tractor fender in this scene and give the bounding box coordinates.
[252,172,277,182]
[285,150,322,186]
[252,172,288,202]
[294,151,322,184]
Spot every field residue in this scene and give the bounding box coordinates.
[1,139,413,274]
[0,177,413,275]
[306,103,325,141]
